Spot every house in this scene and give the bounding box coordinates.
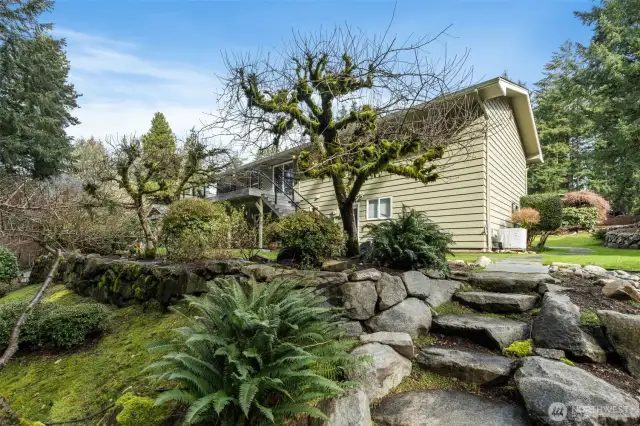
[210,77,543,251]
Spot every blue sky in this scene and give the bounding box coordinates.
[47,0,595,139]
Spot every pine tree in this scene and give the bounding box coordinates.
[141,112,180,184]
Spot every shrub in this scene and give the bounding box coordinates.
[162,199,237,262]
[562,190,610,221]
[0,302,110,351]
[0,245,19,284]
[591,227,608,241]
[363,206,453,272]
[562,207,600,231]
[266,211,345,264]
[521,193,563,248]
[145,278,358,425]
[511,208,540,230]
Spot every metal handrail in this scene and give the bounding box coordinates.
[256,171,325,217]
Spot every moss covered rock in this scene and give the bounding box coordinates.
[114,393,167,426]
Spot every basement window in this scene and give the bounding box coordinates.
[367,197,392,220]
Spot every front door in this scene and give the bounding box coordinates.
[273,162,294,200]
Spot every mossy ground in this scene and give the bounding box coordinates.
[0,284,187,423]
[391,363,479,395]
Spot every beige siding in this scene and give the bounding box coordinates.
[297,137,489,250]
[485,97,528,239]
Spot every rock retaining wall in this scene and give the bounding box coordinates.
[604,229,640,249]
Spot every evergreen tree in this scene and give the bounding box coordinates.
[528,42,593,193]
[141,112,180,185]
[575,0,640,213]
[0,1,79,179]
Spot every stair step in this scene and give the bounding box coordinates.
[417,345,515,385]
[431,314,529,350]
[469,272,553,293]
[454,292,538,313]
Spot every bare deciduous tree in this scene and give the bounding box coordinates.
[212,25,486,255]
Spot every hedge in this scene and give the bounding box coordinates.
[521,193,563,232]
[562,207,600,231]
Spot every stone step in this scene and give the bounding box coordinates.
[431,314,529,350]
[372,390,531,426]
[417,345,515,385]
[454,292,538,313]
[469,272,553,293]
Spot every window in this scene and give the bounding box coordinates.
[367,197,392,220]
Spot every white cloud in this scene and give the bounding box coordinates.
[58,28,219,139]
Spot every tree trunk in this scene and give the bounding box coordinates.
[537,231,551,249]
[136,205,157,258]
[339,200,359,257]
[0,249,61,370]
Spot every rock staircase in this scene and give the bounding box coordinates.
[321,266,640,426]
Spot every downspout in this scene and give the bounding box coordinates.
[474,89,492,252]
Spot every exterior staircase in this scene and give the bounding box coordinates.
[261,192,296,217]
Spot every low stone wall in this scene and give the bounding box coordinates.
[29,254,256,307]
[604,229,640,249]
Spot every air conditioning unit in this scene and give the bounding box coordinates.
[497,228,527,251]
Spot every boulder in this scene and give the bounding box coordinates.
[372,390,532,426]
[277,270,349,286]
[533,347,566,361]
[583,265,608,276]
[537,282,572,294]
[240,264,277,282]
[360,332,415,358]
[341,321,364,338]
[417,346,515,385]
[601,280,640,302]
[450,270,470,281]
[310,389,372,426]
[448,259,468,268]
[349,268,382,282]
[420,268,445,279]
[431,315,529,350]
[342,281,378,320]
[364,298,431,338]
[321,259,350,272]
[598,310,640,378]
[474,256,493,268]
[469,272,552,293]
[515,356,640,426]
[551,262,582,270]
[454,292,537,313]
[401,271,461,307]
[348,343,412,401]
[532,293,606,363]
[375,273,407,310]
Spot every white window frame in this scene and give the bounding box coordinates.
[366,197,393,220]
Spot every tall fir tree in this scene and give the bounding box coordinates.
[142,112,180,184]
[528,42,593,194]
[575,0,640,213]
[0,1,79,178]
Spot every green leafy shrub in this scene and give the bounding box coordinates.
[266,211,345,264]
[591,227,608,241]
[562,190,610,220]
[145,278,359,425]
[521,193,563,248]
[363,206,453,272]
[0,245,19,284]
[0,302,110,350]
[562,207,600,231]
[162,199,240,262]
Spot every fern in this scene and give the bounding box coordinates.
[364,205,453,272]
[145,277,360,425]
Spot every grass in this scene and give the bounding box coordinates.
[448,232,640,271]
[0,284,187,423]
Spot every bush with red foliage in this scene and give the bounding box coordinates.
[512,208,541,229]
[562,191,610,220]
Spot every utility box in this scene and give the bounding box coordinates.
[497,228,527,251]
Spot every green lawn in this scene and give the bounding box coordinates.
[448,232,640,271]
